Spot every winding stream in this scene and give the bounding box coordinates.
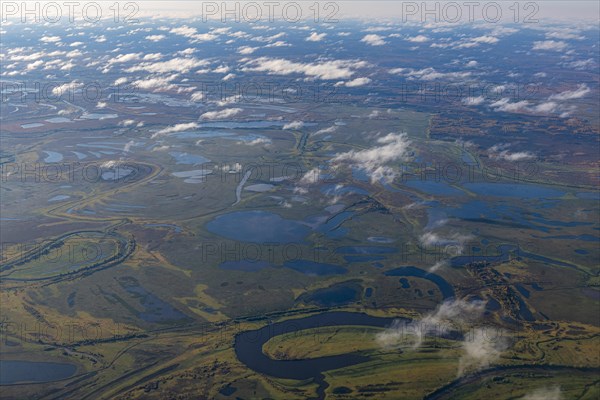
[234,311,402,399]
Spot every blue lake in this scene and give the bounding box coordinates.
[384,266,455,299]
[336,246,398,254]
[463,183,565,199]
[576,192,600,200]
[206,211,310,243]
[344,255,386,263]
[311,210,355,239]
[300,284,360,307]
[219,260,271,272]
[0,360,77,384]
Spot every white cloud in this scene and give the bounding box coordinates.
[26,60,43,71]
[283,121,304,130]
[146,34,166,42]
[376,299,486,349]
[419,232,473,254]
[458,327,509,376]
[132,75,179,92]
[210,27,231,35]
[500,151,536,161]
[364,26,392,32]
[120,120,136,128]
[471,35,499,44]
[265,40,290,48]
[546,29,583,40]
[532,40,568,51]
[491,26,519,36]
[60,61,75,71]
[298,167,322,185]
[108,53,142,65]
[170,26,197,36]
[66,49,83,58]
[9,51,47,62]
[177,48,195,56]
[143,53,163,61]
[568,58,594,69]
[244,137,272,146]
[532,101,559,114]
[190,91,205,102]
[485,83,588,116]
[488,143,536,161]
[51,80,82,96]
[429,260,449,273]
[229,30,249,38]
[152,145,170,152]
[170,25,217,42]
[213,65,230,74]
[40,35,61,43]
[341,77,371,87]
[200,108,243,120]
[252,32,286,43]
[406,35,429,43]
[549,84,590,101]
[315,126,338,135]
[306,32,327,42]
[241,57,365,80]
[152,122,199,138]
[361,34,386,46]
[332,132,411,183]
[376,298,509,377]
[122,139,135,152]
[126,57,209,73]
[462,96,485,106]
[404,67,472,81]
[490,98,530,112]
[388,68,405,74]
[238,46,259,55]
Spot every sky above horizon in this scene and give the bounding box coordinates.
[1,1,599,25]
[126,1,600,23]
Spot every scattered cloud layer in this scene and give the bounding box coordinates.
[306,32,327,42]
[361,34,386,46]
[488,143,536,161]
[532,40,568,51]
[152,122,199,138]
[377,299,509,376]
[241,57,366,80]
[332,132,411,183]
[200,108,243,120]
